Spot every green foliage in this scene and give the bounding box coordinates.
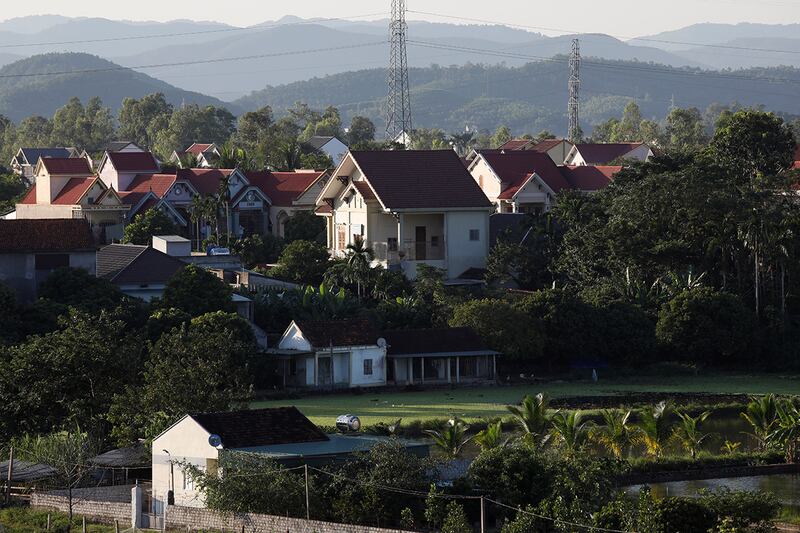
[450,298,543,361]
[467,443,552,509]
[231,233,285,267]
[145,307,191,341]
[117,92,173,149]
[486,214,561,290]
[474,420,505,450]
[592,409,635,459]
[653,497,716,533]
[656,288,755,365]
[666,107,708,151]
[283,210,326,243]
[672,409,713,459]
[440,501,472,533]
[549,410,593,454]
[348,115,376,146]
[0,173,27,214]
[49,96,114,152]
[636,401,675,459]
[153,103,236,159]
[122,208,178,245]
[424,418,473,459]
[698,488,780,529]
[501,506,541,533]
[269,239,331,285]
[160,264,233,317]
[0,310,142,440]
[506,393,552,445]
[425,483,449,530]
[740,394,779,451]
[38,267,124,313]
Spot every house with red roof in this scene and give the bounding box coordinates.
[564,142,653,166]
[0,219,96,302]
[468,150,620,213]
[793,144,800,170]
[169,143,221,169]
[97,150,162,192]
[315,150,494,280]
[14,158,129,243]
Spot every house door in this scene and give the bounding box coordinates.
[415,226,427,260]
[318,357,332,386]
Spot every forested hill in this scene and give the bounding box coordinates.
[235,61,800,136]
[0,53,236,121]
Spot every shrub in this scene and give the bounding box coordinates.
[467,443,552,510]
[697,488,780,526]
[654,497,716,533]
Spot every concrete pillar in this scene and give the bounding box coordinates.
[131,485,142,529]
[446,357,452,383]
[420,358,425,383]
[456,356,460,384]
[407,358,413,385]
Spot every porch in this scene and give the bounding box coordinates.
[388,354,497,385]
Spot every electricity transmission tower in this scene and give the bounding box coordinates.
[568,38,581,143]
[387,0,412,140]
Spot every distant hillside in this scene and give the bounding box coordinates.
[674,38,800,70]
[235,60,800,136]
[0,53,236,121]
[632,22,800,51]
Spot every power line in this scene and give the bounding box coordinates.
[406,9,800,56]
[0,13,389,50]
[486,497,636,533]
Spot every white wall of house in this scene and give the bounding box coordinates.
[349,346,386,387]
[278,323,313,351]
[470,158,503,204]
[15,204,74,218]
[152,416,218,509]
[445,211,490,279]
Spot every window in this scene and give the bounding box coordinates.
[337,225,346,250]
[35,254,69,270]
[182,470,195,490]
[387,237,398,252]
[363,359,373,375]
[431,236,440,247]
[469,229,480,241]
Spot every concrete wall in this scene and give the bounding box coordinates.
[349,346,386,387]
[470,157,502,204]
[15,204,74,219]
[445,211,490,279]
[0,251,95,303]
[30,491,131,525]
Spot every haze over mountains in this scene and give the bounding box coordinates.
[0,14,798,136]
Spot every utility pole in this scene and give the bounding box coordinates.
[387,0,413,141]
[568,38,581,143]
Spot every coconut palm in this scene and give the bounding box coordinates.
[345,236,375,300]
[592,409,635,459]
[672,410,713,459]
[506,393,554,445]
[636,401,674,459]
[474,421,505,450]
[549,410,593,454]
[424,418,473,459]
[770,400,800,463]
[741,394,778,451]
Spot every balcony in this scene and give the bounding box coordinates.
[372,239,446,263]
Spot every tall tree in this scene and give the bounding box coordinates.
[117,93,173,149]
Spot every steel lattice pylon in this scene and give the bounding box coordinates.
[386,0,412,141]
[568,38,581,143]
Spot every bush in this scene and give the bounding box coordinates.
[467,443,552,510]
[268,239,330,285]
[625,451,785,474]
[653,497,715,533]
[656,288,756,365]
[697,488,780,526]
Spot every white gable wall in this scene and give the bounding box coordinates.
[278,323,313,351]
[445,210,490,279]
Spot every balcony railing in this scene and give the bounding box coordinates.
[372,239,446,263]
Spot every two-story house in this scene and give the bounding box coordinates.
[564,142,653,166]
[316,150,493,280]
[14,158,129,242]
[169,143,221,168]
[10,147,79,184]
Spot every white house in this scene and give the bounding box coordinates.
[315,150,494,280]
[97,151,162,192]
[305,136,349,166]
[10,147,79,183]
[169,143,221,168]
[564,143,653,166]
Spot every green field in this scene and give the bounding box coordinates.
[252,374,800,426]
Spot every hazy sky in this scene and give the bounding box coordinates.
[3,0,800,37]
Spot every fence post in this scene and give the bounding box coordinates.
[4,446,12,504]
[115,519,119,533]
[46,513,50,531]
[81,516,87,533]
[480,496,485,533]
[304,464,310,520]
[131,484,143,529]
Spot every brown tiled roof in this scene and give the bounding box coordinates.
[52,177,97,205]
[482,151,571,197]
[245,170,325,207]
[191,407,328,449]
[573,143,645,165]
[176,168,234,195]
[530,139,565,152]
[97,244,185,284]
[294,319,382,348]
[0,219,94,252]
[383,327,498,356]
[40,157,93,175]
[498,139,533,150]
[108,152,160,173]
[19,186,37,204]
[185,143,214,155]
[352,181,377,201]
[560,165,621,191]
[350,150,492,210]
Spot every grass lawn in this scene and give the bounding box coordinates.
[252,373,800,426]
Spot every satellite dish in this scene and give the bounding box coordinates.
[208,434,223,448]
[377,338,387,348]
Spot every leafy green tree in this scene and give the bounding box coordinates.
[673,410,713,459]
[549,410,593,454]
[424,418,473,459]
[666,107,708,151]
[486,214,560,290]
[231,234,284,267]
[440,501,472,533]
[0,173,27,214]
[161,263,233,316]
[467,443,552,510]
[234,106,274,162]
[269,239,331,285]
[450,298,543,361]
[153,104,236,159]
[615,101,643,141]
[215,143,255,170]
[656,288,755,365]
[50,96,115,152]
[145,307,191,342]
[425,483,448,530]
[122,208,178,245]
[283,210,326,243]
[118,93,173,149]
[474,420,505,451]
[771,399,800,462]
[653,497,715,533]
[348,115,376,146]
[697,488,780,530]
[0,311,142,439]
[492,125,512,147]
[38,267,124,313]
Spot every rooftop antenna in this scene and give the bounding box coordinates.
[568,38,581,143]
[386,0,412,141]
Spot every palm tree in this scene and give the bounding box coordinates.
[189,195,217,249]
[636,401,674,459]
[592,409,635,459]
[217,143,255,171]
[673,410,713,459]
[217,173,233,245]
[424,419,473,459]
[770,400,800,463]
[549,410,593,454]
[345,236,375,300]
[506,393,554,446]
[474,421,505,450]
[741,394,778,451]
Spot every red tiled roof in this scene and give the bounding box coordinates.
[176,168,233,195]
[108,152,160,173]
[315,205,332,214]
[294,319,382,348]
[560,165,621,191]
[40,157,93,175]
[52,177,97,205]
[530,139,565,153]
[498,139,532,151]
[124,173,177,198]
[350,150,492,210]
[482,151,571,197]
[573,143,645,165]
[245,170,325,207]
[352,181,377,201]
[793,145,800,169]
[185,143,213,155]
[19,186,37,205]
[0,219,94,252]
